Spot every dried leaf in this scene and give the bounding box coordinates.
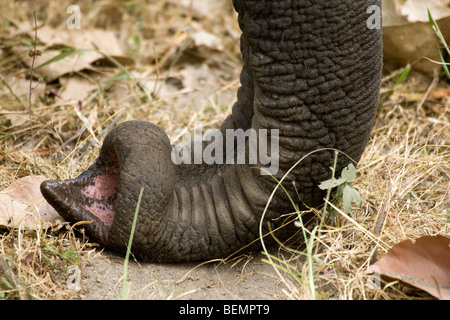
[168,0,228,19]
[368,235,450,299]
[430,87,450,99]
[31,48,95,81]
[0,77,45,105]
[190,30,223,51]
[382,0,450,75]
[19,27,134,81]
[0,176,64,229]
[58,75,96,103]
[397,0,450,23]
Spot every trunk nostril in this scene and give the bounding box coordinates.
[40,180,70,205]
[40,165,120,228]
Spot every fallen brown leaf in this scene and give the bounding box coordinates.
[168,0,228,19]
[382,0,450,75]
[368,235,450,299]
[429,87,450,99]
[58,75,96,103]
[0,176,64,229]
[19,27,134,81]
[395,0,450,23]
[190,30,224,51]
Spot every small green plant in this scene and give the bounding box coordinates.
[40,241,79,266]
[319,163,361,216]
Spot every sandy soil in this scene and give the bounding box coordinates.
[79,249,288,300]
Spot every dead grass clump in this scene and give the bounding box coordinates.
[265,73,449,300]
[0,0,449,300]
[0,224,95,299]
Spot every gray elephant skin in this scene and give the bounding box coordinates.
[41,0,383,262]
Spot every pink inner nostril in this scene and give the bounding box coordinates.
[81,169,120,226]
[84,202,115,226]
[83,173,119,200]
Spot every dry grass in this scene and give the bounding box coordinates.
[0,0,449,300]
[264,73,450,300]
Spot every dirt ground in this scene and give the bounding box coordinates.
[79,249,287,300]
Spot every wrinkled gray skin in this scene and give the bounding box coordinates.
[41,0,382,262]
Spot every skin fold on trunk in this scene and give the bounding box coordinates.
[41,0,383,262]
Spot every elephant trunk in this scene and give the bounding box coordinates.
[40,0,382,262]
[234,0,382,207]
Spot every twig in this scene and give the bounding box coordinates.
[371,201,387,265]
[28,12,42,171]
[322,150,339,220]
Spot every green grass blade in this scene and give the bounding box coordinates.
[35,48,77,70]
[105,71,129,84]
[100,54,152,103]
[378,65,411,108]
[393,65,411,88]
[427,7,450,78]
[1,78,26,108]
[438,48,450,79]
[120,186,144,300]
[427,8,450,55]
